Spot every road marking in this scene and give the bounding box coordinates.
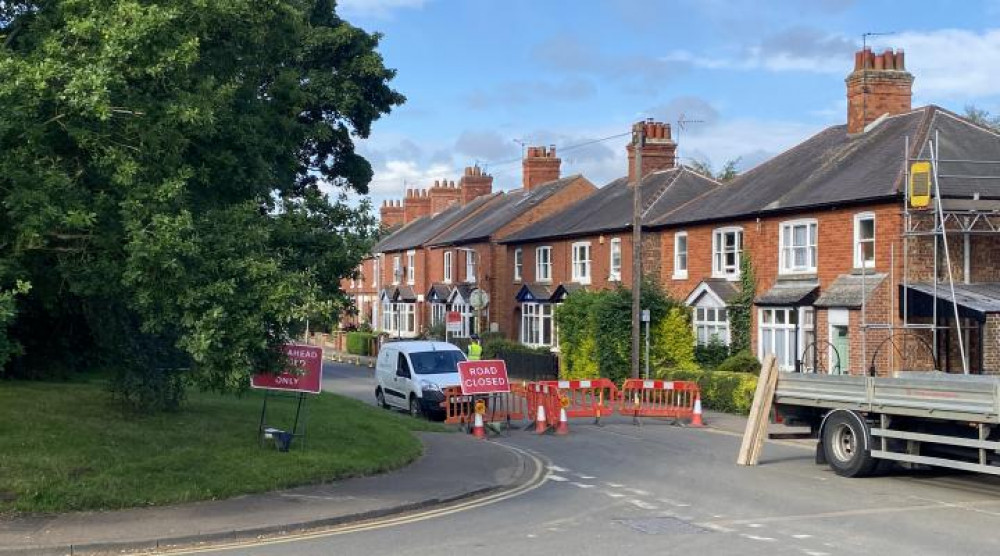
[570,482,595,489]
[658,498,691,507]
[605,482,625,488]
[602,491,626,498]
[548,475,569,482]
[792,534,813,539]
[701,523,735,533]
[624,487,651,496]
[701,501,968,527]
[548,465,569,472]
[742,534,776,542]
[746,523,763,528]
[157,443,549,555]
[627,499,659,510]
[574,473,596,479]
[701,426,813,451]
[803,551,829,556]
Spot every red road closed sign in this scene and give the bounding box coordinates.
[251,344,323,394]
[457,359,510,395]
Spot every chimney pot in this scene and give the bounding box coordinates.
[895,49,905,70]
[846,47,914,134]
[873,54,884,70]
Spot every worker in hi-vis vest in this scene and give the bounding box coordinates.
[467,334,482,361]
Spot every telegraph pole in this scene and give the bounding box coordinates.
[631,122,645,380]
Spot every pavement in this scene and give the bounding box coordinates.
[0,432,536,556]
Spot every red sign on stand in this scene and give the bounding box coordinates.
[457,359,510,395]
[251,344,323,394]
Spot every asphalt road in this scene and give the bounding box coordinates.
[196,361,1000,555]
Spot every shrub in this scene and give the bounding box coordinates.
[346,331,376,355]
[655,367,757,414]
[652,306,698,371]
[482,336,549,359]
[694,337,729,369]
[715,350,761,374]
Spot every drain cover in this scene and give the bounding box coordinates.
[616,517,708,535]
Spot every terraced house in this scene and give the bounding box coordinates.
[499,122,720,348]
[646,47,1000,375]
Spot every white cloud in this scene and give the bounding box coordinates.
[366,159,455,202]
[888,29,1000,100]
[337,0,427,18]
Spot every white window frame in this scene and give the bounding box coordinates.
[757,307,805,372]
[571,241,591,284]
[373,255,381,287]
[514,248,523,282]
[392,255,402,285]
[536,246,552,283]
[406,250,415,285]
[443,251,453,284]
[712,227,743,279]
[693,306,729,346]
[673,231,688,280]
[609,238,622,281]
[520,302,555,347]
[778,219,818,275]
[853,212,876,269]
[465,250,476,283]
[431,303,446,326]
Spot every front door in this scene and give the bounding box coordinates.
[831,325,849,374]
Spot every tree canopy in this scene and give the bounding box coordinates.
[0,0,403,408]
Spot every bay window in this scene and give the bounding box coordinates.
[521,303,554,347]
[694,307,729,346]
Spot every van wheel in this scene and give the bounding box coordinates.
[375,388,389,409]
[823,412,877,478]
[409,395,423,419]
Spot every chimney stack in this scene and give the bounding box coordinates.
[626,120,676,183]
[522,145,561,191]
[459,165,493,204]
[846,47,913,134]
[380,199,404,229]
[428,178,462,214]
[403,188,431,223]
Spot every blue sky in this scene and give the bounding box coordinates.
[336,0,1000,206]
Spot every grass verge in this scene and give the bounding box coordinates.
[0,380,446,514]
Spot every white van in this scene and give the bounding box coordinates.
[375,341,466,418]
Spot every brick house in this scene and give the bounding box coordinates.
[498,122,720,348]
[426,147,597,339]
[372,189,499,338]
[647,47,1000,375]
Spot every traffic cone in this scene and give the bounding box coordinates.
[472,411,486,439]
[690,393,705,428]
[535,404,548,434]
[555,407,569,436]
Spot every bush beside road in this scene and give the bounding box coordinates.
[0,380,444,515]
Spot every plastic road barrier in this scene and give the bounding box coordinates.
[537,379,620,421]
[618,379,700,422]
[439,386,527,427]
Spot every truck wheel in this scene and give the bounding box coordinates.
[822,412,877,478]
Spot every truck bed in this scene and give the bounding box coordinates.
[775,371,1000,423]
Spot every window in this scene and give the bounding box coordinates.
[521,303,554,347]
[609,238,622,281]
[450,302,480,338]
[854,213,875,269]
[536,246,552,282]
[673,232,688,279]
[694,307,729,346]
[406,250,415,285]
[392,255,402,285]
[756,306,815,372]
[443,251,453,283]
[465,251,476,283]
[712,227,743,278]
[514,248,523,282]
[779,220,818,274]
[431,303,446,326]
[373,255,381,287]
[380,301,416,337]
[572,242,591,284]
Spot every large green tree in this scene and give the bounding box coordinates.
[0,0,403,407]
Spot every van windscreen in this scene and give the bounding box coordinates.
[409,350,465,375]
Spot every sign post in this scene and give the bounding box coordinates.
[445,310,462,343]
[251,344,323,451]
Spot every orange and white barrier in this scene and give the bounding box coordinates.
[618,379,700,423]
[439,387,527,427]
[538,379,619,422]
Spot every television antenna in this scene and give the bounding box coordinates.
[675,112,705,164]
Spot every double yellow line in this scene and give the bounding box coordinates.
[158,444,549,554]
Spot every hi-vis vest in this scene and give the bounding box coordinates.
[468,343,483,361]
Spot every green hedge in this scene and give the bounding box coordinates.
[346,331,376,356]
[655,368,758,414]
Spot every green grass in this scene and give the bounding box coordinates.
[0,380,446,515]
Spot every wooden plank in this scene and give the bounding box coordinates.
[737,355,778,466]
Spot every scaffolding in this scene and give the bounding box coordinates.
[869,129,1000,375]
